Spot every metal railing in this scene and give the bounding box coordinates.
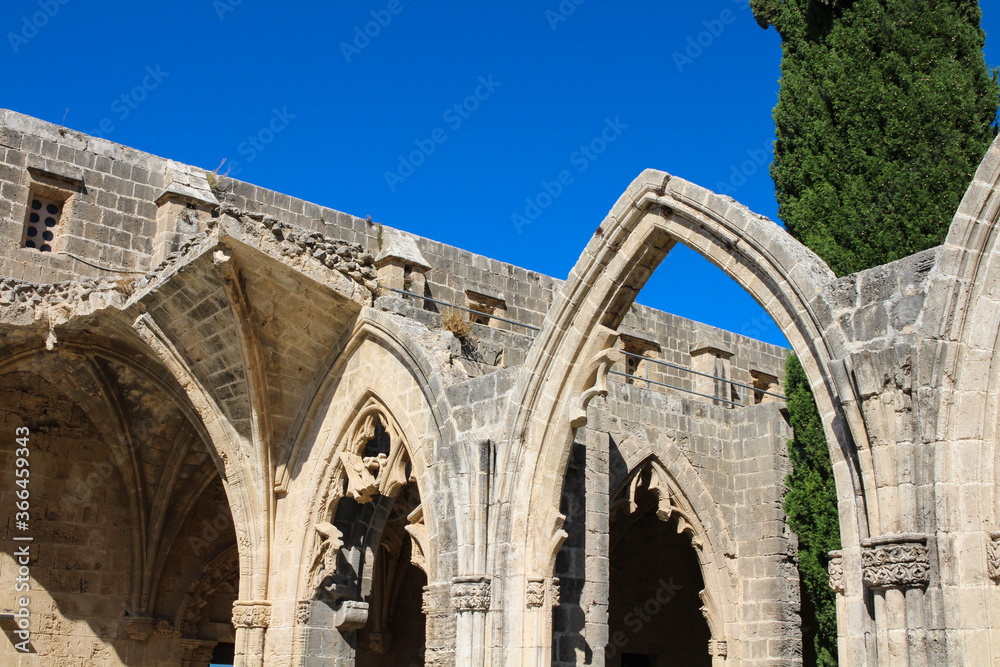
[613,350,786,406]
[383,286,541,336]
[382,288,787,406]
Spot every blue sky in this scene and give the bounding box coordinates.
[2,0,998,348]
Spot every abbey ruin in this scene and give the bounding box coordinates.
[1,108,1000,666]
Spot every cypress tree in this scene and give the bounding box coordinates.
[750,2,998,665]
[782,354,841,667]
[750,0,998,277]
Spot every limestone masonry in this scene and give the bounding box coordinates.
[1,108,999,666]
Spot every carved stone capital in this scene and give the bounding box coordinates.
[988,532,1000,583]
[709,638,728,658]
[121,615,154,641]
[295,600,311,625]
[231,600,272,629]
[153,618,180,638]
[367,631,393,654]
[526,577,560,608]
[451,576,492,612]
[828,550,845,594]
[861,535,929,591]
[334,600,369,631]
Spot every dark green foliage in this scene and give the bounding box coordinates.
[750,0,999,276]
[783,354,841,667]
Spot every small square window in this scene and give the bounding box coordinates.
[23,194,64,252]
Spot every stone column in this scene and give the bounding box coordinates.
[293,599,365,667]
[689,342,735,406]
[423,583,456,666]
[232,600,271,667]
[581,427,610,666]
[451,576,492,665]
[861,535,931,667]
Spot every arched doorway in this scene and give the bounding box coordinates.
[607,465,710,666]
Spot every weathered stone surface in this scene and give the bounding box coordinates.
[5,110,1000,667]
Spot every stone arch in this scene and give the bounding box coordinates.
[608,456,718,663]
[612,455,733,636]
[497,169,871,662]
[279,311,464,664]
[915,133,1000,662]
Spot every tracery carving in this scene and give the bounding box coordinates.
[339,406,411,505]
[177,545,240,637]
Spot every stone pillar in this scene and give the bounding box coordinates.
[293,599,364,667]
[689,341,735,406]
[451,576,492,665]
[232,600,271,667]
[861,535,931,667]
[423,583,456,666]
[151,160,218,268]
[375,229,431,298]
[581,427,610,666]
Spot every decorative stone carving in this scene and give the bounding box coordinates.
[231,600,271,629]
[405,504,429,573]
[451,576,492,612]
[861,535,930,590]
[154,619,181,638]
[312,521,344,586]
[368,631,393,654]
[828,550,845,594]
[177,545,240,636]
[988,532,1000,583]
[526,577,560,608]
[295,600,311,625]
[339,406,411,504]
[709,639,728,658]
[121,615,154,641]
[334,600,370,631]
[526,579,545,608]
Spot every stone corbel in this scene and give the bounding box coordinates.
[231,600,271,629]
[566,326,622,428]
[121,614,155,641]
[311,521,344,589]
[533,507,569,579]
[404,505,429,573]
[379,438,409,498]
[861,535,930,590]
[334,600,370,631]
